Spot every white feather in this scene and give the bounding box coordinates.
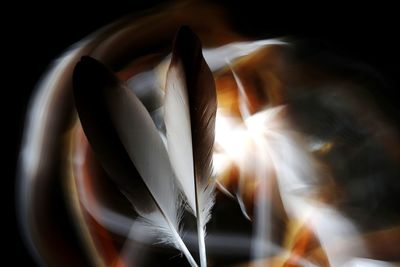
[164,62,215,267]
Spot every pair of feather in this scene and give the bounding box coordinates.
[73,26,216,267]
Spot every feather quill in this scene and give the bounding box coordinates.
[164,27,217,267]
[73,56,197,267]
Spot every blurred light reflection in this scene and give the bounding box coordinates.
[18,2,400,267]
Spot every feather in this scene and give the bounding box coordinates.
[73,56,197,267]
[164,27,217,267]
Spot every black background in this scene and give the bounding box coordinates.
[8,1,399,266]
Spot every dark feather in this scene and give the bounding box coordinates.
[73,56,154,214]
